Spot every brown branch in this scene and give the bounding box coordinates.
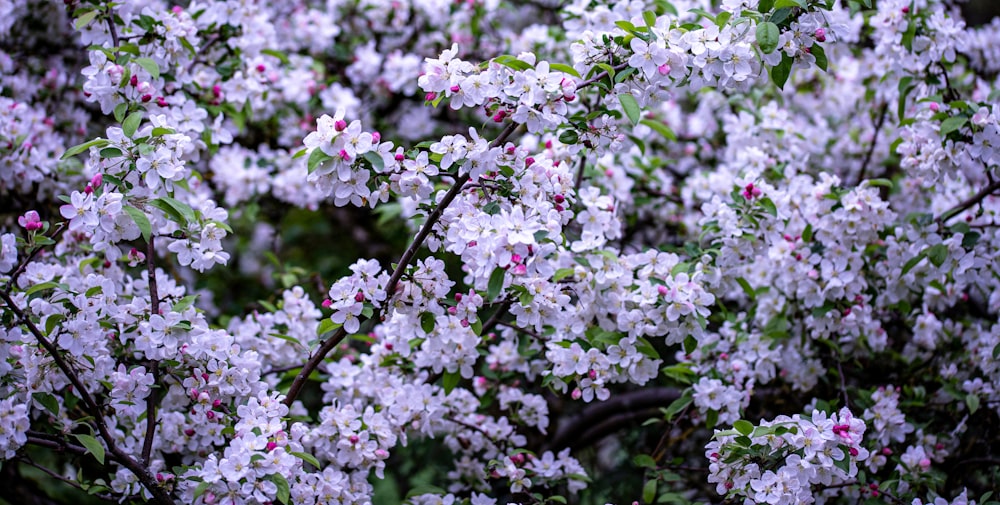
[141,236,159,465]
[936,179,1000,224]
[480,298,513,335]
[855,102,888,185]
[0,291,173,504]
[547,387,681,451]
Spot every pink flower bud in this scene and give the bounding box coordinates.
[815,28,826,42]
[554,194,565,204]
[349,435,360,444]
[901,6,909,13]
[266,441,277,451]
[335,119,347,131]
[450,84,461,93]
[206,411,215,420]
[339,149,351,161]
[355,291,365,302]
[657,64,671,75]
[141,94,152,103]
[571,388,582,400]
[525,157,535,167]
[425,92,437,101]
[657,285,668,296]
[212,85,222,97]
[322,298,333,308]
[372,132,380,142]
[130,75,138,87]
[394,152,405,161]
[929,102,939,112]
[256,64,266,73]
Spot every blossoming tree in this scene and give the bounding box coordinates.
[1,0,998,504]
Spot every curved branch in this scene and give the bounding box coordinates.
[546,387,681,451]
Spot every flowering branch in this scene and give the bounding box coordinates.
[0,291,173,504]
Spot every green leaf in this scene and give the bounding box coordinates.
[734,419,754,436]
[486,267,505,302]
[735,277,756,300]
[633,454,657,469]
[75,9,100,30]
[33,392,60,416]
[61,138,110,159]
[774,0,806,8]
[619,92,641,126]
[134,57,160,80]
[925,243,948,267]
[549,63,581,78]
[307,148,333,174]
[802,223,814,242]
[493,55,534,71]
[559,129,579,145]
[261,49,290,65]
[812,43,828,71]
[193,481,211,500]
[122,111,144,138]
[151,127,175,136]
[639,118,677,140]
[706,409,718,429]
[25,281,60,296]
[75,434,105,465]
[683,335,697,355]
[966,393,980,414]
[663,390,693,420]
[171,294,199,313]
[759,197,777,216]
[149,196,197,226]
[123,206,151,243]
[113,103,128,123]
[867,178,893,189]
[771,53,793,90]
[832,447,851,473]
[553,268,575,282]
[643,10,657,28]
[45,314,65,336]
[901,251,926,275]
[758,0,775,12]
[688,8,716,23]
[420,312,436,334]
[269,473,290,504]
[442,371,460,395]
[643,479,657,504]
[940,116,968,137]
[99,147,123,158]
[756,22,780,54]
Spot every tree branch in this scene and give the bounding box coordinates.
[0,291,173,504]
[936,179,1000,224]
[142,236,160,466]
[546,387,681,451]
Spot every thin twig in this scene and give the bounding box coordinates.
[18,457,117,501]
[3,223,66,294]
[480,298,513,335]
[855,103,888,185]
